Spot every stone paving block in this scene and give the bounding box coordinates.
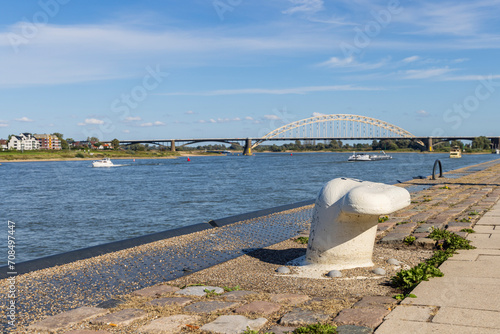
[29,307,108,332]
[447,248,500,261]
[234,301,281,315]
[137,314,200,334]
[384,305,435,322]
[201,315,267,334]
[334,307,390,328]
[473,226,500,233]
[469,234,500,249]
[438,256,500,278]
[146,297,192,307]
[96,299,125,309]
[91,308,147,326]
[415,237,436,249]
[336,325,373,334]
[270,293,311,305]
[175,285,224,296]
[379,233,409,244]
[352,296,397,309]
[64,331,111,334]
[412,232,430,238]
[375,319,500,334]
[409,212,435,223]
[447,221,473,229]
[222,290,257,300]
[279,308,330,326]
[184,301,240,313]
[476,216,500,225]
[392,222,417,232]
[432,306,500,328]
[414,224,438,233]
[132,285,180,297]
[402,276,500,311]
[267,325,297,334]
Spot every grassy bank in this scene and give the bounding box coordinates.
[0,150,181,161]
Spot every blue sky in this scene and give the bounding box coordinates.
[1,0,500,141]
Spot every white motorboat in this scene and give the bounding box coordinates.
[348,151,392,161]
[450,146,462,158]
[92,158,114,167]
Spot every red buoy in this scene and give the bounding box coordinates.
[290,153,293,156]
[187,157,191,161]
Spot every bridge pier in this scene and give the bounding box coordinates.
[492,137,500,151]
[423,138,433,152]
[243,138,252,156]
[170,140,176,152]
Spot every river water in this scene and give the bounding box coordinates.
[1,152,499,265]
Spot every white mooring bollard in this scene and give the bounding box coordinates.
[305,178,410,270]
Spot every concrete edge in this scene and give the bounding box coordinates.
[0,199,316,278]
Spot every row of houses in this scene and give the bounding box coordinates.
[3,133,61,151]
[0,133,114,151]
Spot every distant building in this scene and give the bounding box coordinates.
[34,134,61,150]
[8,133,40,150]
[0,139,7,151]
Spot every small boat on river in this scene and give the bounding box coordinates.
[348,151,392,161]
[450,146,462,158]
[92,158,114,167]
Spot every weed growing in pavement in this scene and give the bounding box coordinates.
[391,228,475,293]
[293,323,338,334]
[403,236,416,245]
[204,288,220,297]
[423,198,432,202]
[393,293,417,300]
[378,216,389,223]
[243,329,274,334]
[469,210,479,215]
[460,228,475,233]
[391,262,444,292]
[439,185,451,190]
[223,285,241,292]
[428,228,475,251]
[396,221,408,226]
[456,217,471,222]
[295,236,309,244]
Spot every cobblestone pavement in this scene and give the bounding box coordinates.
[2,159,500,333]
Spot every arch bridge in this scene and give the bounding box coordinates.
[110,114,498,155]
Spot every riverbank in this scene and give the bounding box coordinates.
[2,159,499,333]
[1,149,495,162]
[0,151,222,163]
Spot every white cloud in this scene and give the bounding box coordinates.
[245,116,254,120]
[163,85,381,96]
[0,123,8,127]
[140,122,153,127]
[402,67,454,79]
[124,116,142,121]
[264,115,281,120]
[122,129,130,133]
[440,74,500,81]
[283,0,324,15]
[318,56,389,70]
[416,110,430,116]
[209,119,216,123]
[15,116,34,122]
[79,118,104,125]
[402,56,420,63]
[312,112,325,117]
[154,121,165,126]
[185,110,195,114]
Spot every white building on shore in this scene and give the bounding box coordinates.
[8,133,41,151]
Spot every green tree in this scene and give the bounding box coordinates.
[111,138,120,150]
[472,136,490,150]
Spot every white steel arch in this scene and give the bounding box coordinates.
[252,114,416,148]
